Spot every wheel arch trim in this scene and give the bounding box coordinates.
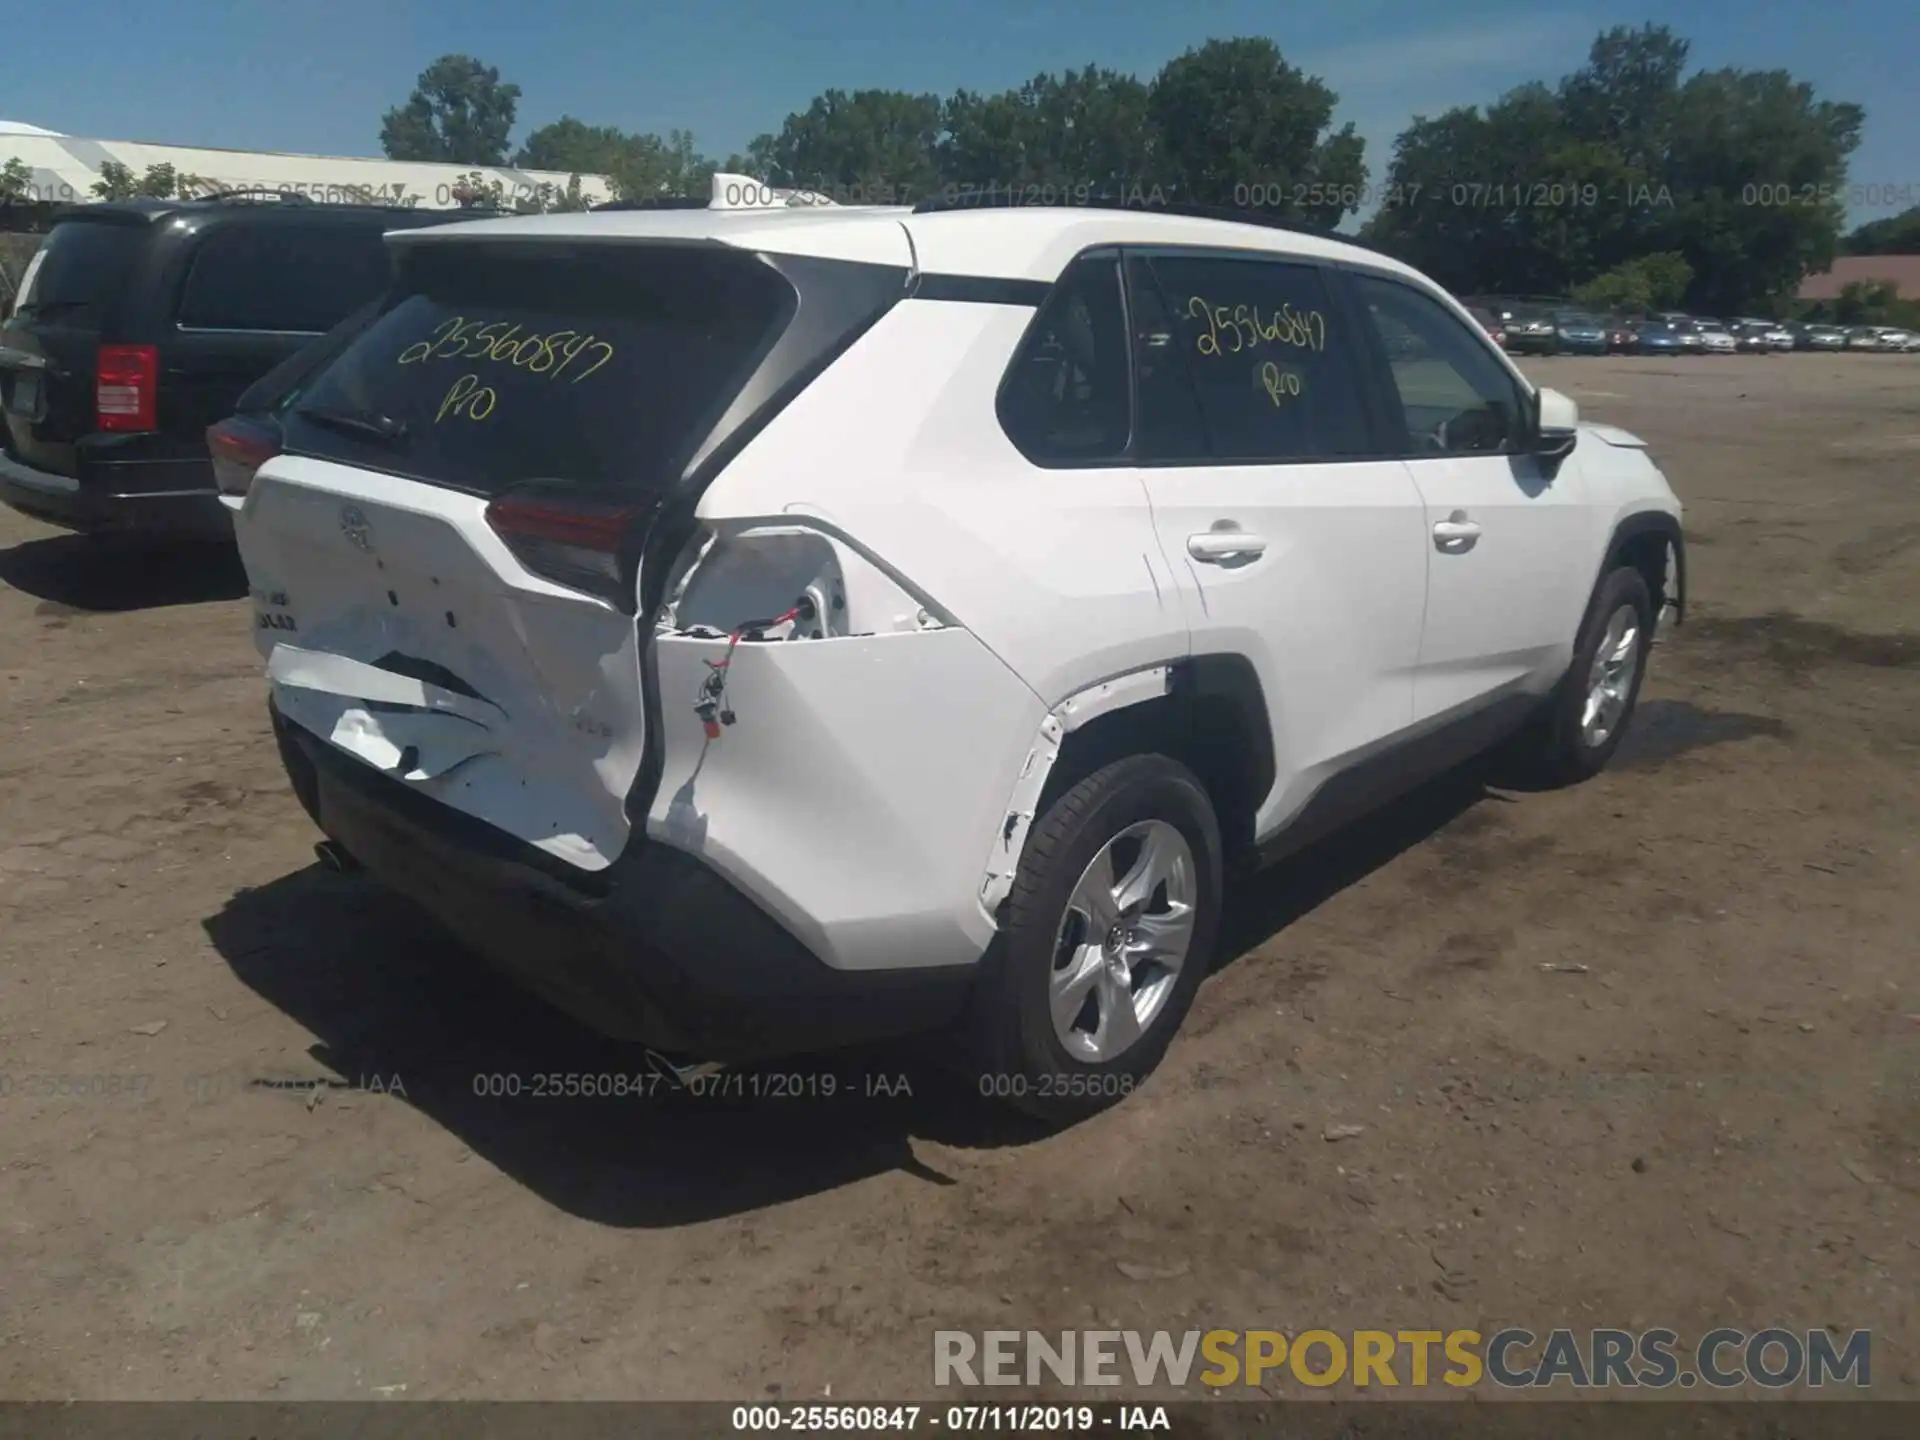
[1600,509,1685,634]
[975,655,1277,919]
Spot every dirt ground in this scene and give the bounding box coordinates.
[1,354,1915,1403]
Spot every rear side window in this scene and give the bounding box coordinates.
[10,221,144,323]
[280,243,797,495]
[177,225,392,333]
[997,254,1132,464]
[1133,253,1375,463]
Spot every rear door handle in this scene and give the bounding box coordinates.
[1432,512,1482,551]
[1187,531,1269,562]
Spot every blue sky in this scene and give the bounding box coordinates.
[9,0,1916,225]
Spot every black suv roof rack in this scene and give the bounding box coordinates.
[909,191,1394,258]
[589,197,710,211]
[196,187,315,204]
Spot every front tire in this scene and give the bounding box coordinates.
[966,755,1222,1124]
[1530,566,1655,784]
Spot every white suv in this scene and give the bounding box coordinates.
[226,183,1686,1120]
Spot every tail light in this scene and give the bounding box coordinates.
[208,414,282,498]
[484,486,648,609]
[96,344,158,431]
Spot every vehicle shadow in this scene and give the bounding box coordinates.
[204,769,1496,1228]
[1215,765,1492,965]
[0,533,246,612]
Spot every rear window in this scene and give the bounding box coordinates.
[11,221,144,323]
[177,225,393,332]
[280,243,796,495]
[234,300,383,418]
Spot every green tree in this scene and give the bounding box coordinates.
[0,157,33,202]
[381,55,521,165]
[1660,65,1862,312]
[1362,24,1862,310]
[1360,85,1637,293]
[88,160,183,201]
[941,66,1156,194]
[745,89,946,197]
[1571,252,1692,312]
[1146,38,1366,225]
[1842,205,1920,255]
[516,117,635,178]
[517,117,724,200]
[1827,279,1920,328]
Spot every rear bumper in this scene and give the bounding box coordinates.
[271,702,978,1063]
[0,451,229,539]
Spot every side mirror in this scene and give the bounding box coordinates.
[1530,386,1579,462]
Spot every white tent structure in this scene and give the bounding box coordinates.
[0,121,614,210]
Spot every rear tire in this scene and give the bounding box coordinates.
[964,754,1222,1125]
[1527,566,1655,785]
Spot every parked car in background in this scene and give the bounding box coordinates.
[1729,321,1772,354]
[1552,310,1608,355]
[1845,327,1886,351]
[1464,304,1506,349]
[226,194,1686,1118]
[1504,308,1560,354]
[1632,322,1689,355]
[1762,323,1794,351]
[1869,326,1920,352]
[1800,324,1848,351]
[0,192,480,543]
[1693,321,1738,355]
[1604,316,1637,352]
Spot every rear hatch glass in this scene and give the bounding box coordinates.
[4,218,149,459]
[279,241,799,498]
[9,219,144,324]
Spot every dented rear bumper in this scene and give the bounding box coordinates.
[272,700,977,1062]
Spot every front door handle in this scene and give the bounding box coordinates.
[1187,531,1269,562]
[1433,512,1482,551]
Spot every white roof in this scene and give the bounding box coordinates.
[396,201,1418,284]
[0,119,64,136]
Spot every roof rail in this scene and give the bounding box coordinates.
[197,187,315,204]
[909,190,1394,258]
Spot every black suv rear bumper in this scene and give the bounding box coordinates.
[271,702,978,1064]
[0,450,229,540]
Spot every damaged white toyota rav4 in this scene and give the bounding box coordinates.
[227,181,1685,1120]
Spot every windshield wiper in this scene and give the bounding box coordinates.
[296,403,409,448]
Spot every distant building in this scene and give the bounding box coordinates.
[1797,255,1920,301]
[0,119,613,211]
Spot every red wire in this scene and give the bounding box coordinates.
[711,607,801,673]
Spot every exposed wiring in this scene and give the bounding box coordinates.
[693,600,810,739]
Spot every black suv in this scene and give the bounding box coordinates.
[0,193,478,542]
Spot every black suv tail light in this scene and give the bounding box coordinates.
[97,343,158,431]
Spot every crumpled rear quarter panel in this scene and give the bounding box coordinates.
[646,627,1044,971]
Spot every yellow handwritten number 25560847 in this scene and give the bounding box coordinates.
[1189,297,1327,357]
[397,315,615,382]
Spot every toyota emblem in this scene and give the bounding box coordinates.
[340,505,374,553]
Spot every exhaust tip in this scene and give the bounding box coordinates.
[314,840,362,874]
